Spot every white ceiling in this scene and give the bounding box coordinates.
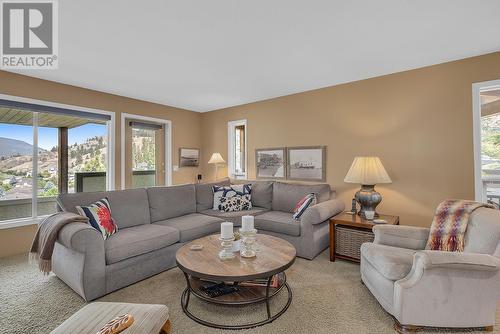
[9,0,500,112]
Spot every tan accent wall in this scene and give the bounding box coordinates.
[0,224,37,258]
[0,70,202,257]
[2,52,500,257]
[201,52,500,228]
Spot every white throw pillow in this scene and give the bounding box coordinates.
[212,184,252,211]
[219,194,252,212]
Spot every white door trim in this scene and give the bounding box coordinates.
[227,119,247,179]
[120,113,172,189]
[472,79,500,201]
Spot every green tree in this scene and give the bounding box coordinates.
[83,155,105,172]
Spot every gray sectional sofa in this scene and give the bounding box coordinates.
[54,179,344,300]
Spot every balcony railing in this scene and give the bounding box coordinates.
[482,174,500,209]
[74,170,157,192]
[0,197,57,221]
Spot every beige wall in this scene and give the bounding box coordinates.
[0,70,202,257]
[201,52,500,228]
[2,52,500,257]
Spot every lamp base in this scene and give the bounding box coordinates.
[355,185,382,218]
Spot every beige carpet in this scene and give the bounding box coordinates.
[0,250,498,334]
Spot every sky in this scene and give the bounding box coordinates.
[0,123,106,150]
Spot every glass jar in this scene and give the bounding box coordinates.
[239,228,257,258]
[218,236,235,260]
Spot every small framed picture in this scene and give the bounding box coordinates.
[255,148,286,179]
[179,148,200,167]
[287,146,326,182]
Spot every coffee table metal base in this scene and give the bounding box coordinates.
[180,273,293,330]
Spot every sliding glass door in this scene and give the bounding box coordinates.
[124,119,165,188]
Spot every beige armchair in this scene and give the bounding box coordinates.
[360,207,500,333]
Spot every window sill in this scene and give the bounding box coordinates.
[0,217,44,230]
[231,173,247,180]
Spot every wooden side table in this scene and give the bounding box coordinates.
[329,212,399,262]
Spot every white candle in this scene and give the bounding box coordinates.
[241,215,254,231]
[220,222,234,239]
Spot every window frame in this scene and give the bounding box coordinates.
[120,113,172,189]
[472,79,500,202]
[227,119,247,179]
[0,93,115,229]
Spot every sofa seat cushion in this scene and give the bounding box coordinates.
[361,243,416,281]
[105,225,179,265]
[154,213,223,242]
[255,211,300,237]
[199,207,269,226]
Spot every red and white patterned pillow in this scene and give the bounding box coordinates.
[76,197,117,239]
[292,193,317,220]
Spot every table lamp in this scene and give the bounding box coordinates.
[344,157,392,218]
[208,152,225,180]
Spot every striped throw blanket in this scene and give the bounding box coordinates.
[426,199,494,252]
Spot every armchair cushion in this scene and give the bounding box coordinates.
[416,250,500,271]
[373,225,429,250]
[464,207,500,254]
[361,243,416,280]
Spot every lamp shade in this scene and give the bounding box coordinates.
[208,152,225,164]
[344,157,392,185]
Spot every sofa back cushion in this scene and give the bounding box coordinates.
[195,178,230,211]
[213,179,274,209]
[147,184,196,222]
[272,182,330,213]
[58,191,108,214]
[57,188,151,229]
[464,207,500,255]
[243,180,273,209]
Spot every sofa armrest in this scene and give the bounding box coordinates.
[300,199,345,225]
[55,221,106,301]
[373,225,429,250]
[416,250,500,271]
[58,222,104,253]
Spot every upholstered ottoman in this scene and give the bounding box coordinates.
[51,302,171,334]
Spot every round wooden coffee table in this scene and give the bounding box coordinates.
[176,234,296,329]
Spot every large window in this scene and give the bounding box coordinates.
[228,119,247,179]
[0,109,33,220]
[473,80,500,208]
[0,99,112,223]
